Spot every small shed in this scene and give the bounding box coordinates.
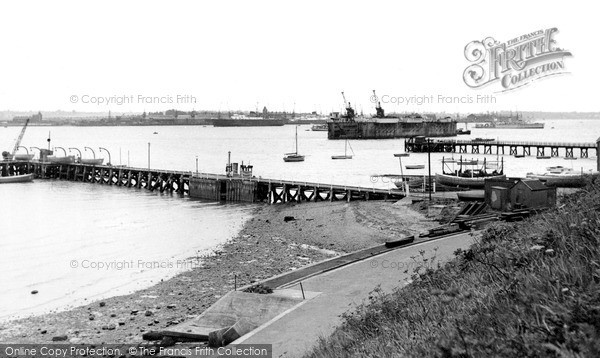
[511,179,556,209]
[484,178,555,211]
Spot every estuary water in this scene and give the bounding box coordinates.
[0,119,598,320]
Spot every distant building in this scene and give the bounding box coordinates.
[13,111,42,123]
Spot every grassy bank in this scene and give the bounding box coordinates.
[307,177,600,358]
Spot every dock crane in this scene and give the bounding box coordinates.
[12,117,31,156]
[2,117,31,160]
[341,91,348,108]
[340,91,356,121]
[373,90,385,118]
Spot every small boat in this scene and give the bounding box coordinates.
[331,139,354,160]
[153,132,158,134]
[393,153,410,157]
[526,166,590,187]
[284,153,305,162]
[514,154,525,158]
[0,173,34,184]
[457,160,479,165]
[393,176,427,189]
[435,156,505,189]
[405,164,425,169]
[536,155,551,159]
[436,172,506,188]
[331,154,352,159]
[457,190,484,201]
[564,157,577,160]
[473,138,495,142]
[284,126,305,162]
[47,155,76,164]
[456,128,471,135]
[311,124,328,131]
[79,158,104,165]
[14,154,34,161]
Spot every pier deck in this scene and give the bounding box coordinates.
[405,138,597,158]
[1,160,404,203]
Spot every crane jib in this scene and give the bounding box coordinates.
[12,117,31,156]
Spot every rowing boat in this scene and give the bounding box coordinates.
[0,173,34,183]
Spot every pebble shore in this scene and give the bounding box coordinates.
[0,200,437,344]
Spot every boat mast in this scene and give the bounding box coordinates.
[295,125,298,154]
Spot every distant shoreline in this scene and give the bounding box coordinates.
[0,121,328,127]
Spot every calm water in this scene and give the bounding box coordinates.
[0,119,598,320]
[0,181,253,320]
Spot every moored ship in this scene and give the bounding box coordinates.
[327,91,457,140]
[213,107,285,127]
[474,113,544,129]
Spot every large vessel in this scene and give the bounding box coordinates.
[327,91,457,140]
[213,107,285,127]
[475,113,544,129]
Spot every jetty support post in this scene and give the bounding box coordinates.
[427,138,432,201]
[597,137,600,171]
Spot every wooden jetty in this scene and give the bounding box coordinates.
[405,138,597,159]
[1,160,403,203]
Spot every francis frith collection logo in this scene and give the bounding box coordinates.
[463,28,572,92]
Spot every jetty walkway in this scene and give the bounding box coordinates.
[0,160,403,203]
[405,138,598,158]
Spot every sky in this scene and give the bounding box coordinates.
[0,0,597,115]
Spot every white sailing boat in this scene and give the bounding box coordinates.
[283,125,305,162]
[331,139,354,160]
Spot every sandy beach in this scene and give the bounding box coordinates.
[0,200,438,344]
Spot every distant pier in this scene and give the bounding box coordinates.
[1,161,403,203]
[405,138,598,159]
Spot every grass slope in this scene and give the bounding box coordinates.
[307,177,600,358]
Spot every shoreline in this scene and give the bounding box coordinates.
[0,200,438,344]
